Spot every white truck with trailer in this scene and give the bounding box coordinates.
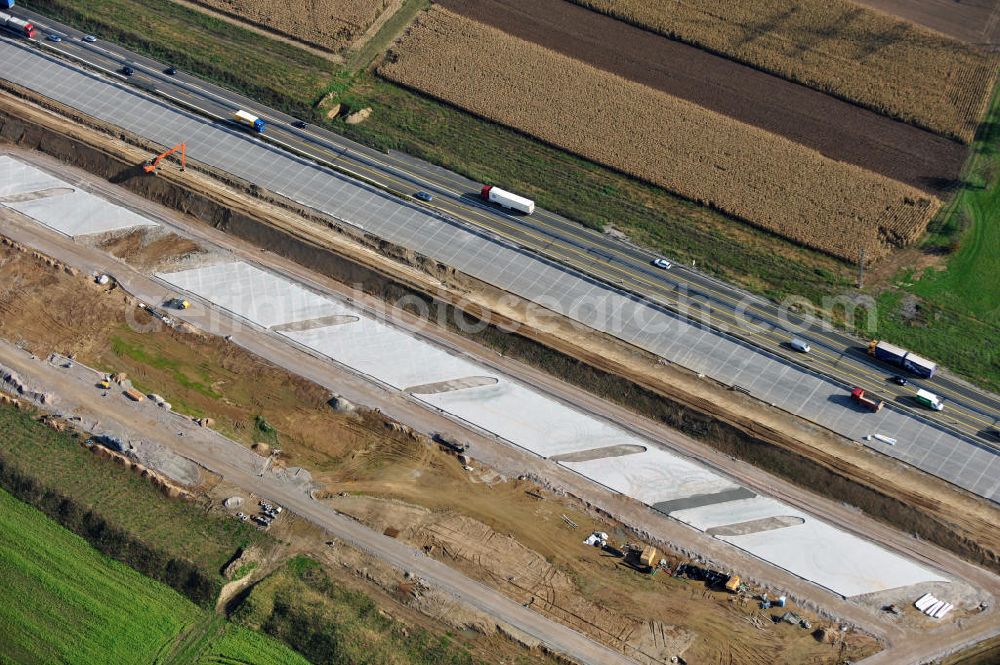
[480,185,534,215]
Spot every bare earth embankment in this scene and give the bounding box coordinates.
[381,7,940,263]
[439,0,967,195]
[565,0,997,142]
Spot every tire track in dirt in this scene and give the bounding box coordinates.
[437,0,968,196]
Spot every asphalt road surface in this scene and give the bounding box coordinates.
[15,10,998,429]
[1,15,998,503]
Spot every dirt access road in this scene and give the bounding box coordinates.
[0,340,638,665]
[438,0,967,195]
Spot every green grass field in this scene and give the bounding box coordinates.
[234,556,477,665]
[0,402,263,585]
[0,487,309,665]
[872,91,1000,391]
[111,334,222,406]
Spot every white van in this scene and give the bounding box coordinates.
[790,338,811,353]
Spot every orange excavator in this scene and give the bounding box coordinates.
[143,143,186,174]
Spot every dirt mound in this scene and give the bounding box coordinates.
[222,546,262,580]
[88,442,194,500]
[99,228,203,270]
[344,107,372,125]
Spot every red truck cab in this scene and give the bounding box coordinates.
[851,387,884,412]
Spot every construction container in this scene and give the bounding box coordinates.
[725,575,741,592]
[124,387,145,402]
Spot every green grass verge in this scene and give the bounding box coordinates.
[872,90,1000,391]
[199,619,316,665]
[0,486,309,665]
[234,555,478,665]
[0,402,263,592]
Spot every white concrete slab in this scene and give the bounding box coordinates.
[419,379,641,457]
[0,155,65,196]
[719,520,948,597]
[158,262,345,328]
[670,496,801,529]
[157,261,950,598]
[283,319,488,390]
[0,156,156,236]
[562,447,740,505]
[8,189,157,237]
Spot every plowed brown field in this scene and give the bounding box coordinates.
[189,0,392,51]
[566,0,997,143]
[381,7,940,263]
[439,0,967,195]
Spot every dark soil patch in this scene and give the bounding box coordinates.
[438,0,969,195]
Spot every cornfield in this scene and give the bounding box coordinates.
[189,0,392,51]
[566,0,997,143]
[381,7,940,263]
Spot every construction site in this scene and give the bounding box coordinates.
[0,106,994,663]
[1,6,999,664]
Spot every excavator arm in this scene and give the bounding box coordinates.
[143,143,186,173]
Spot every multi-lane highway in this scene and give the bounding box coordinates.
[5,10,999,466]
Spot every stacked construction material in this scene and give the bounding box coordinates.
[914,593,953,619]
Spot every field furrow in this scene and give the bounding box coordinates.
[566,0,997,143]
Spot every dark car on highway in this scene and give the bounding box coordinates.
[291,120,307,129]
[164,66,177,75]
[121,65,134,76]
[414,191,433,202]
[890,375,909,386]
